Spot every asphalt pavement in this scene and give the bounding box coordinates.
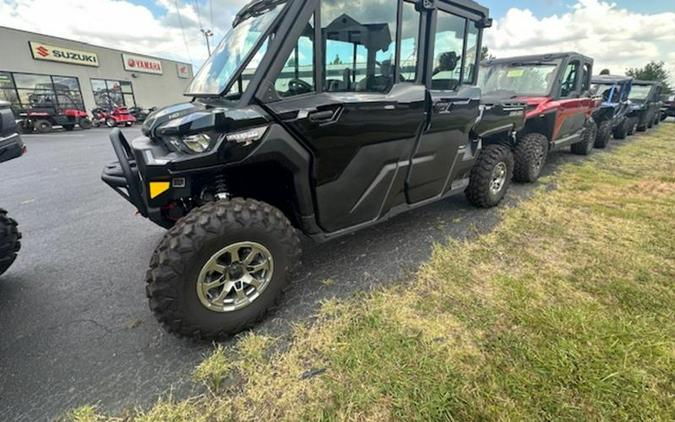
[0,126,619,420]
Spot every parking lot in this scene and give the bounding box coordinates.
[0,126,619,420]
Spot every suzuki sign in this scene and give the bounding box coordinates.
[29,41,99,67]
[122,54,163,75]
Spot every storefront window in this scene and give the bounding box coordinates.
[0,71,85,116]
[91,79,136,108]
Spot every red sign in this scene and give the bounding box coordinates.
[122,53,163,75]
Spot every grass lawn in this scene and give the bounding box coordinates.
[69,125,675,421]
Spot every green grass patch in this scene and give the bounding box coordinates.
[70,127,675,421]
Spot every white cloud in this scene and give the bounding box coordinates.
[0,0,248,69]
[485,0,675,85]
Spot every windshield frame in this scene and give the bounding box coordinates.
[185,0,290,98]
[478,60,562,98]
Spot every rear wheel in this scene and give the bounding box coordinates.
[613,118,628,139]
[35,119,52,133]
[145,198,301,340]
[594,120,611,148]
[105,118,116,128]
[79,118,92,129]
[513,132,548,183]
[571,119,596,155]
[0,209,21,277]
[465,144,514,208]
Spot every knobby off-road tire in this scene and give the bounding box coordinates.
[145,198,301,340]
[594,119,612,148]
[613,118,628,140]
[0,209,21,277]
[466,144,514,208]
[571,119,597,155]
[513,132,548,183]
[35,119,52,133]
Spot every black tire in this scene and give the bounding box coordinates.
[63,124,75,131]
[145,198,301,340]
[594,119,611,148]
[125,122,133,127]
[513,132,548,183]
[465,144,514,208]
[35,119,52,133]
[79,118,92,129]
[105,118,116,128]
[647,115,654,129]
[627,117,637,135]
[0,209,21,277]
[653,113,660,126]
[613,118,628,139]
[571,119,596,155]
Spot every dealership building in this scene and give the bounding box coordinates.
[0,26,194,117]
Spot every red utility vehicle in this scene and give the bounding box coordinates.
[21,84,92,133]
[91,106,136,128]
[479,52,600,182]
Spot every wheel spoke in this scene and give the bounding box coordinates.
[233,282,249,304]
[206,262,227,274]
[241,273,262,289]
[247,260,269,272]
[243,249,260,265]
[202,276,227,290]
[227,245,241,263]
[211,281,234,304]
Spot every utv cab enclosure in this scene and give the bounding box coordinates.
[628,80,664,131]
[479,52,599,182]
[102,0,524,339]
[590,74,633,142]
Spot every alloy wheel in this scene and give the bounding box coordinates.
[489,162,508,195]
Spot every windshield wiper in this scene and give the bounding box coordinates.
[234,0,285,26]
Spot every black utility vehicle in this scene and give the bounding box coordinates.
[661,94,674,120]
[589,75,633,143]
[628,80,663,131]
[0,100,23,277]
[103,0,525,339]
[479,52,599,182]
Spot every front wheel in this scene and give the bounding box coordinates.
[79,118,92,129]
[105,118,116,128]
[35,119,53,133]
[613,118,628,140]
[145,198,301,340]
[571,119,597,155]
[465,144,514,208]
[513,132,548,183]
[594,120,611,148]
[0,209,21,277]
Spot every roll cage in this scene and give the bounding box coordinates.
[590,75,632,105]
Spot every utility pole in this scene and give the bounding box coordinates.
[201,28,214,56]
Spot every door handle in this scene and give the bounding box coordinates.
[308,110,335,122]
[434,101,453,113]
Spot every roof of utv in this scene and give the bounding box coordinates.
[482,52,593,66]
[591,75,633,84]
[236,0,490,24]
[633,80,661,86]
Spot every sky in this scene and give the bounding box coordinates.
[0,0,673,84]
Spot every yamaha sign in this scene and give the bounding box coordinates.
[29,41,99,67]
[122,53,163,75]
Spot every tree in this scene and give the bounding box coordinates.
[600,69,610,75]
[480,46,495,61]
[626,61,672,94]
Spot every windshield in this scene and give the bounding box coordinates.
[629,85,652,101]
[479,62,559,96]
[591,83,617,101]
[186,2,284,96]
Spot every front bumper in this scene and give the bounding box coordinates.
[101,128,186,227]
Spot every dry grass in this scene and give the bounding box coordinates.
[69,125,675,421]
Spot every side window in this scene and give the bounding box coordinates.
[399,1,421,82]
[274,15,315,97]
[560,60,580,98]
[462,21,479,84]
[321,0,397,93]
[431,10,466,90]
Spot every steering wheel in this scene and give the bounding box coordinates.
[287,78,312,95]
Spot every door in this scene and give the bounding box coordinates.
[405,6,481,204]
[553,58,588,141]
[264,0,427,233]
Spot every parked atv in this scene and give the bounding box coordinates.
[628,81,663,131]
[20,84,92,133]
[92,106,136,128]
[101,0,525,339]
[128,106,157,123]
[479,52,599,182]
[661,95,675,121]
[0,100,23,277]
[589,75,633,144]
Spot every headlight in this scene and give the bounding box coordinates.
[165,133,214,153]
